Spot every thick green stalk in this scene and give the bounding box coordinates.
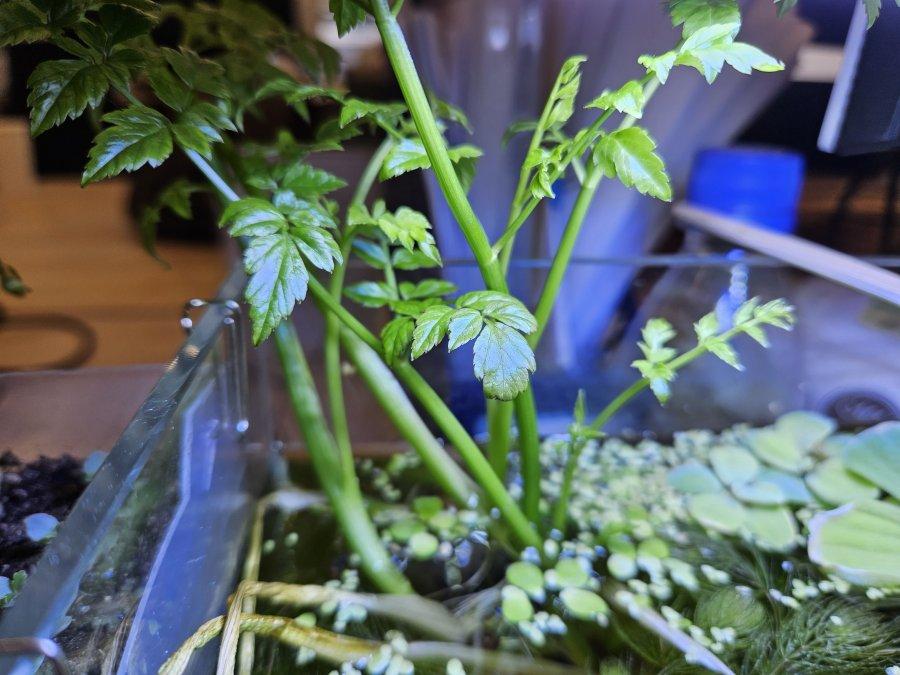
[515,387,541,523]
[274,322,412,593]
[305,278,538,547]
[393,363,541,549]
[529,77,662,347]
[371,0,543,518]
[370,0,504,292]
[340,327,478,507]
[486,399,513,477]
[324,138,396,481]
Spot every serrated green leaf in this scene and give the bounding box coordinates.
[447,308,482,351]
[594,127,672,201]
[243,232,308,344]
[139,179,204,264]
[430,94,472,133]
[380,138,431,179]
[392,247,440,270]
[668,0,740,39]
[473,320,536,401]
[502,120,539,148]
[147,64,192,111]
[329,0,367,37]
[377,206,431,250]
[82,106,173,184]
[693,312,719,342]
[281,163,346,197]
[292,226,341,272]
[381,316,415,363]
[220,197,286,236]
[721,42,784,75]
[345,281,396,308]
[707,339,743,370]
[163,47,228,98]
[545,55,587,129]
[1,1,50,47]
[456,291,537,333]
[340,97,406,129]
[638,51,677,84]
[352,238,388,269]
[411,305,454,359]
[586,80,646,118]
[27,60,111,136]
[863,0,882,27]
[398,279,455,301]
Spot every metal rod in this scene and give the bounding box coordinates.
[673,202,900,307]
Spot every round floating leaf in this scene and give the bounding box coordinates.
[412,495,443,519]
[559,587,609,622]
[550,558,590,589]
[808,500,900,587]
[748,427,805,473]
[687,493,746,534]
[607,553,638,580]
[775,411,836,451]
[501,585,534,622]
[23,513,59,542]
[506,561,545,599]
[821,433,854,457]
[756,468,813,504]
[841,422,900,500]
[805,458,879,506]
[710,445,760,486]
[667,460,721,494]
[389,518,426,543]
[637,537,669,559]
[732,480,785,505]
[408,531,439,560]
[743,506,798,551]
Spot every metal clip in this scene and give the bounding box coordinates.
[0,637,70,675]
[180,298,250,435]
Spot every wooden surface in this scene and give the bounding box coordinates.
[0,175,228,371]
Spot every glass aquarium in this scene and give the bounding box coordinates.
[0,254,897,674]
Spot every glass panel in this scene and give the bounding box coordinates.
[0,268,268,675]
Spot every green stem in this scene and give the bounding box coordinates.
[372,0,544,516]
[340,328,478,507]
[370,0,504,292]
[324,138,396,482]
[393,363,541,549]
[486,400,513,477]
[529,77,661,347]
[514,387,541,523]
[274,322,411,593]
[587,323,744,432]
[305,278,538,548]
[551,437,582,533]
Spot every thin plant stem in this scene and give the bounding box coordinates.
[324,137,395,482]
[529,77,661,347]
[486,399,513,477]
[588,323,746,433]
[515,386,541,523]
[339,327,478,507]
[274,322,412,593]
[551,437,583,533]
[393,362,540,548]
[371,0,543,523]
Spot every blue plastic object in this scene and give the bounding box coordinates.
[688,147,806,233]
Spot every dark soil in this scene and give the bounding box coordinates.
[0,451,86,578]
